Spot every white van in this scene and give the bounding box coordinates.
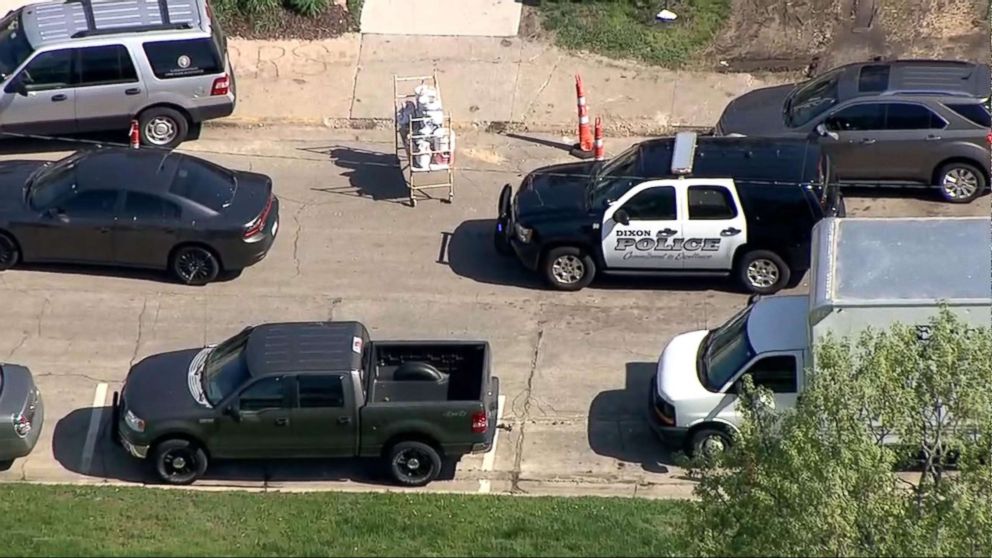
[648,216,992,457]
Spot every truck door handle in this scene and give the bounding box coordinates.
[125,88,141,95]
[274,417,290,427]
[51,94,67,102]
[658,228,677,236]
[721,227,741,236]
[925,135,941,141]
[337,416,352,425]
[859,138,876,144]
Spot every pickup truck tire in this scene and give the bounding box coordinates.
[689,428,733,459]
[0,459,12,472]
[737,250,790,295]
[153,439,208,485]
[388,441,442,487]
[542,247,595,291]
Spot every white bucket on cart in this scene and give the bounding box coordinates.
[415,139,432,170]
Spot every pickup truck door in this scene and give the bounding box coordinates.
[287,373,358,457]
[210,375,293,458]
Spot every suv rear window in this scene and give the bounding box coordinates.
[946,103,992,127]
[142,38,222,79]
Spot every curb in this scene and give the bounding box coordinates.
[206,116,715,138]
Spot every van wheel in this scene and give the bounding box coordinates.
[171,246,220,286]
[689,428,732,459]
[388,441,442,487]
[738,250,790,295]
[543,247,595,291]
[0,459,13,472]
[0,232,20,271]
[937,162,985,203]
[153,439,208,485]
[139,107,189,148]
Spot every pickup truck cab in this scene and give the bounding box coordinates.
[113,321,500,487]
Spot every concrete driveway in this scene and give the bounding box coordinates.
[0,125,987,497]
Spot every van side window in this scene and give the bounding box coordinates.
[142,38,222,79]
[622,186,677,220]
[745,356,798,393]
[298,375,345,408]
[77,45,138,86]
[239,377,287,411]
[688,186,737,220]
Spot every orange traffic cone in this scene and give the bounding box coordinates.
[570,74,594,159]
[594,117,605,161]
[129,119,140,149]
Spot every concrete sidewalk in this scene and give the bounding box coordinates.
[226,34,791,135]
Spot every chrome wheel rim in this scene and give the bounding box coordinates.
[176,250,215,283]
[941,168,979,200]
[144,117,178,146]
[551,254,585,285]
[746,259,779,289]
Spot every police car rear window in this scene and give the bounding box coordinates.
[142,38,222,79]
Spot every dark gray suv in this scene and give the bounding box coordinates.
[715,60,991,203]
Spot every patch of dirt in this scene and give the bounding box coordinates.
[702,0,989,74]
[517,4,548,42]
[220,4,355,40]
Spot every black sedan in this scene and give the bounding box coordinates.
[0,148,279,285]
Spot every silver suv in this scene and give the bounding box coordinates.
[0,0,235,148]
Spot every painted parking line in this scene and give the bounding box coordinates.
[80,383,109,476]
[478,394,506,494]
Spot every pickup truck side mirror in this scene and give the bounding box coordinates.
[613,209,630,226]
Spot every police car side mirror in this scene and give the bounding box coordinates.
[613,209,630,226]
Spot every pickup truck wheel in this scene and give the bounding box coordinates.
[689,428,732,460]
[542,247,595,291]
[0,459,13,472]
[153,439,208,485]
[737,250,790,295]
[388,441,442,487]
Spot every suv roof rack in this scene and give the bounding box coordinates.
[70,21,192,37]
[671,132,698,176]
[26,0,199,43]
[879,89,974,98]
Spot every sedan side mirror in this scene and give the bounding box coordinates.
[613,209,630,226]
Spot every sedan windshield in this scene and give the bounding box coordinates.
[0,13,33,80]
[202,327,253,406]
[587,146,641,207]
[786,69,842,127]
[700,306,756,391]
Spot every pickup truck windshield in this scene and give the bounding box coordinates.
[0,13,32,81]
[699,306,756,391]
[587,146,640,208]
[203,328,253,406]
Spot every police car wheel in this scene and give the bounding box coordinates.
[738,250,790,295]
[543,247,595,291]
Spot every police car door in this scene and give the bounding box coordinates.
[601,180,684,270]
[678,179,747,271]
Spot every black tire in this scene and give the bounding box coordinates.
[737,250,790,295]
[936,162,986,204]
[139,106,189,149]
[542,246,596,291]
[688,428,733,459]
[0,232,19,271]
[0,459,13,472]
[387,440,442,487]
[153,439,208,485]
[171,245,220,286]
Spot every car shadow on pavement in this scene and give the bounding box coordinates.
[842,185,990,205]
[587,362,679,474]
[0,131,136,155]
[53,407,456,487]
[11,263,242,284]
[444,219,543,289]
[306,146,411,204]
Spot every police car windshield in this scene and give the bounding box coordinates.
[588,146,640,207]
[699,305,756,391]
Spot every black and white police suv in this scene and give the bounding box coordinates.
[493,132,845,294]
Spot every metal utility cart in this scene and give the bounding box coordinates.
[394,72,455,207]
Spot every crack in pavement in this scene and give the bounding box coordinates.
[35,297,50,338]
[291,202,308,278]
[510,318,545,494]
[519,54,563,122]
[129,298,150,368]
[5,332,28,361]
[34,372,117,383]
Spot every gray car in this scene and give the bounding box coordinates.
[715,60,991,203]
[0,0,235,148]
[0,363,43,471]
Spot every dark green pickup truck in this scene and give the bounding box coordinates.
[112,321,500,486]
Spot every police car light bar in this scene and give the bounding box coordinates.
[671,132,698,176]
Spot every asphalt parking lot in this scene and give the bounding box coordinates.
[1,125,988,498]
